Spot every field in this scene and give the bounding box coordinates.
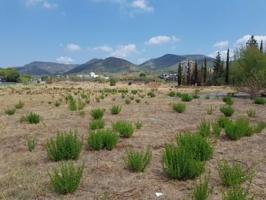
[0,82,265,200]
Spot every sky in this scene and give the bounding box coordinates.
[1,0,266,66]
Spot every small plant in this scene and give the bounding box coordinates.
[218,160,251,187]
[125,99,131,104]
[90,108,105,119]
[67,95,77,111]
[124,148,152,172]
[224,118,253,140]
[15,100,24,109]
[49,161,84,194]
[223,186,252,200]
[253,121,266,133]
[24,112,41,124]
[192,177,210,200]
[223,96,234,105]
[135,120,142,129]
[26,137,36,152]
[246,109,256,118]
[109,78,117,86]
[110,105,122,115]
[168,91,176,97]
[173,103,186,113]
[112,121,134,138]
[54,101,61,107]
[181,93,193,102]
[217,116,231,128]
[89,119,105,130]
[254,97,265,105]
[5,108,16,115]
[206,105,213,115]
[147,91,156,98]
[87,129,118,151]
[212,122,222,138]
[46,131,82,161]
[162,144,205,180]
[197,121,211,137]
[135,99,141,103]
[220,105,234,117]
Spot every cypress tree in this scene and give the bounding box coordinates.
[186,61,191,85]
[203,57,207,84]
[225,49,230,84]
[212,52,223,85]
[260,40,264,53]
[177,63,182,86]
[194,60,198,85]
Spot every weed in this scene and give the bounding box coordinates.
[26,137,36,152]
[91,108,105,119]
[220,105,234,117]
[89,119,105,130]
[112,121,134,138]
[173,103,186,113]
[254,97,265,105]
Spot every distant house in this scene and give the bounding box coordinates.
[90,72,99,78]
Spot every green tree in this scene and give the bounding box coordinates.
[203,57,208,85]
[0,68,20,82]
[212,52,224,85]
[246,35,258,49]
[177,63,182,86]
[193,60,198,85]
[186,61,191,85]
[260,40,264,53]
[225,49,230,85]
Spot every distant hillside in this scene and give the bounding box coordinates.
[16,62,77,76]
[139,54,215,71]
[67,57,137,74]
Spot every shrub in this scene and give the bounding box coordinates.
[181,94,193,102]
[90,108,104,119]
[5,108,16,115]
[212,122,222,138]
[46,131,82,161]
[253,121,266,133]
[223,186,251,200]
[172,103,186,113]
[197,121,211,137]
[246,109,256,118]
[111,105,122,115]
[220,105,234,117]
[218,160,251,187]
[223,96,234,105]
[68,95,77,111]
[254,97,265,105]
[206,105,213,115]
[224,118,253,140]
[89,119,105,130]
[124,148,152,172]
[176,133,213,161]
[217,116,231,128]
[26,137,36,152]
[112,121,134,138]
[24,112,41,124]
[162,144,205,180]
[168,91,176,97]
[147,91,155,98]
[15,100,24,109]
[87,129,118,151]
[109,78,117,86]
[192,178,210,200]
[49,161,84,194]
[135,120,142,129]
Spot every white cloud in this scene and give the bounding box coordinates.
[235,34,266,47]
[131,0,153,12]
[146,35,180,46]
[213,40,229,49]
[25,0,58,9]
[94,45,114,53]
[65,43,81,52]
[56,56,74,64]
[111,44,137,58]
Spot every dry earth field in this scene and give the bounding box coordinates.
[0,82,265,200]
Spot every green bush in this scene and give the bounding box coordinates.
[212,122,222,138]
[168,91,176,97]
[124,148,152,172]
[67,95,77,111]
[217,116,231,128]
[176,133,213,161]
[172,103,186,113]
[46,131,82,161]
[181,94,193,102]
[111,105,122,115]
[89,119,105,130]
[254,97,265,105]
[49,161,84,194]
[223,186,251,200]
[218,160,251,187]
[223,96,234,105]
[5,108,16,115]
[26,137,36,152]
[162,144,205,180]
[197,121,211,137]
[24,112,41,124]
[15,100,24,109]
[112,121,134,138]
[224,118,253,140]
[87,129,118,151]
[90,108,104,119]
[192,178,210,200]
[220,105,234,117]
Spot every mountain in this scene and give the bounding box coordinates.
[16,61,77,76]
[67,57,137,74]
[139,54,215,71]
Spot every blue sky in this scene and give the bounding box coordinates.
[1,0,266,66]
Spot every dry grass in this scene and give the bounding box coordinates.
[0,82,265,199]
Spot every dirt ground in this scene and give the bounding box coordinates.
[0,82,265,200]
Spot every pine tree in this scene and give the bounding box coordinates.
[186,61,191,85]
[260,40,264,53]
[246,35,258,49]
[194,60,198,85]
[212,52,224,85]
[225,49,230,84]
[177,63,182,86]
[203,57,207,84]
